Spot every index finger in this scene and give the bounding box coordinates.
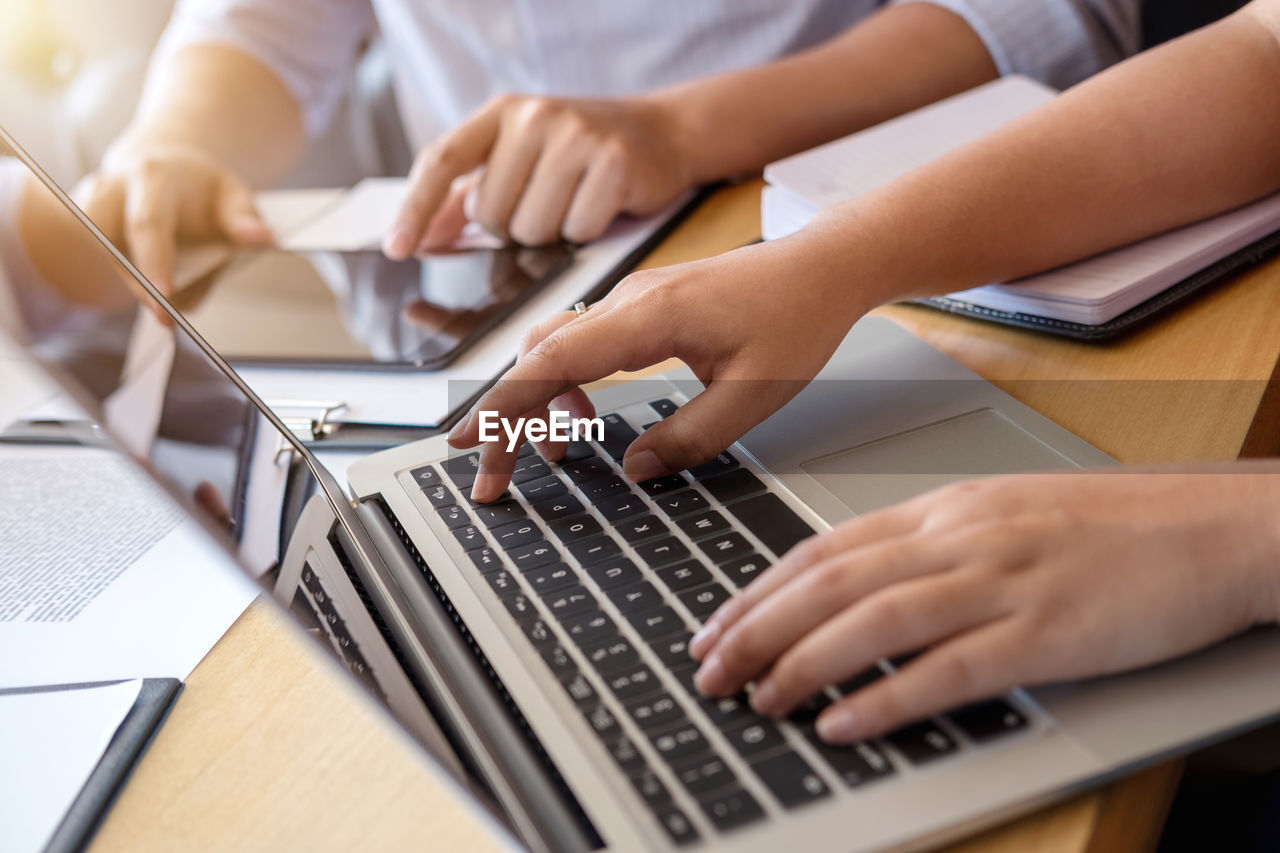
[385,100,506,260]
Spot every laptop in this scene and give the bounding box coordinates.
[5,125,1280,853]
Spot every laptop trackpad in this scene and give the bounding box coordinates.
[800,408,1078,515]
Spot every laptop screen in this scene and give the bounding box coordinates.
[0,132,357,574]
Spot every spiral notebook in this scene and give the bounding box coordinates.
[763,76,1280,339]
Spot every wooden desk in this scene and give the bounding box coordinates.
[91,180,1280,852]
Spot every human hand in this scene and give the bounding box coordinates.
[447,229,878,501]
[74,143,273,298]
[384,93,698,257]
[689,469,1280,743]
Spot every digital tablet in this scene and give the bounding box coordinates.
[170,244,575,371]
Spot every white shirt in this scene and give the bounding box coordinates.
[155,0,1142,149]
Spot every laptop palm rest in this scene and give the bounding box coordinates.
[800,407,1078,514]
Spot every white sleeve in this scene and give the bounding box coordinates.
[149,0,376,137]
[894,0,1143,88]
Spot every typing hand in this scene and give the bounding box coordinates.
[383,94,697,257]
[74,144,273,300]
[446,233,867,502]
[688,470,1280,743]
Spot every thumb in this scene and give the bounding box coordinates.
[621,377,804,482]
[216,175,274,246]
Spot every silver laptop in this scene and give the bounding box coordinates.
[5,126,1280,853]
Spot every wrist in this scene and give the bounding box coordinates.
[640,86,732,186]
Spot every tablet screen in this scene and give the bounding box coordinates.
[170,244,574,370]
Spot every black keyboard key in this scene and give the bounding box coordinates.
[649,721,712,767]
[617,514,670,544]
[469,546,503,573]
[584,702,621,738]
[625,692,684,732]
[534,495,585,522]
[700,788,764,832]
[517,473,567,503]
[635,536,691,568]
[459,487,514,508]
[568,534,623,565]
[947,698,1028,743]
[605,664,662,702]
[581,635,640,675]
[563,457,612,485]
[837,665,887,695]
[559,440,596,464]
[504,594,540,623]
[628,606,687,642]
[652,489,708,519]
[452,524,487,551]
[510,454,551,485]
[605,735,646,775]
[608,581,666,615]
[493,520,541,550]
[422,483,455,509]
[631,768,674,807]
[564,610,617,646]
[700,695,760,729]
[676,510,728,540]
[724,492,815,558]
[473,498,527,529]
[519,442,537,458]
[599,413,639,460]
[520,618,558,650]
[525,562,576,595]
[561,672,598,707]
[654,560,712,593]
[544,586,597,619]
[788,692,832,726]
[655,805,699,846]
[687,450,739,480]
[442,453,481,490]
[549,514,603,542]
[639,474,689,496]
[651,632,695,668]
[642,421,659,431]
[485,570,522,598]
[409,465,443,489]
[584,557,642,590]
[697,532,752,564]
[540,644,577,678]
[885,720,958,765]
[751,752,830,808]
[701,468,765,503]
[721,553,767,588]
[675,756,737,795]
[668,663,700,697]
[650,398,679,418]
[507,540,560,572]
[594,492,647,521]
[437,504,470,529]
[677,583,732,622]
[723,719,787,758]
[803,733,895,788]
[581,475,631,503]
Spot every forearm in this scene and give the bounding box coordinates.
[816,5,1280,303]
[109,43,305,186]
[651,3,997,184]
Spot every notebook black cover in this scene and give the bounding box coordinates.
[915,226,1280,341]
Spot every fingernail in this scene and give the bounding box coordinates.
[816,707,858,744]
[471,472,501,503]
[750,681,779,716]
[384,227,414,259]
[694,656,726,697]
[448,411,475,444]
[623,449,669,483]
[689,622,720,660]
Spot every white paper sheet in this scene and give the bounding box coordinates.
[0,679,142,853]
[0,444,260,688]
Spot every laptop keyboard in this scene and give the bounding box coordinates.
[408,398,1032,846]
